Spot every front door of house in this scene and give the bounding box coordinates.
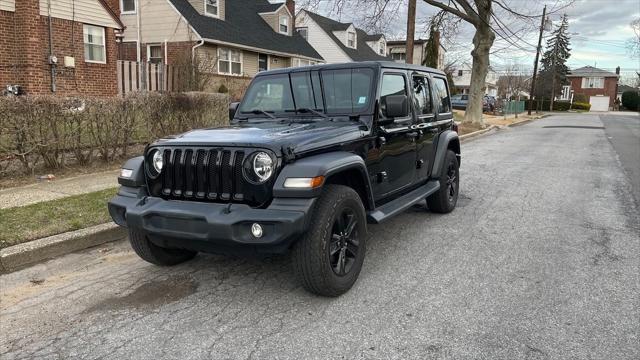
[258,54,268,72]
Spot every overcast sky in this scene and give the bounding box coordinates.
[301,0,640,84]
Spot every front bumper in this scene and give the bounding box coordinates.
[108,187,315,254]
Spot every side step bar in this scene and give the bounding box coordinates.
[367,180,440,224]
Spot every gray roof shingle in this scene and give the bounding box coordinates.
[168,0,323,60]
[303,11,390,61]
[567,66,619,78]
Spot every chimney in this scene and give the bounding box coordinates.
[286,0,296,20]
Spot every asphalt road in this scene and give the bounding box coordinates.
[1,113,639,360]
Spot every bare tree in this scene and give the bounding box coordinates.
[627,18,640,57]
[496,63,529,100]
[298,0,573,125]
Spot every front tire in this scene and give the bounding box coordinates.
[128,229,197,266]
[292,185,367,297]
[427,149,459,213]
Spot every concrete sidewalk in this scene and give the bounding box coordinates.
[0,169,119,209]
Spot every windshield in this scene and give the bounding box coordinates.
[238,68,375,117]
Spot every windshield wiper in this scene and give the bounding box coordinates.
[287,108,328,118]
[240,109,276,119]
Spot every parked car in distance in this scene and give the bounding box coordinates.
[451,94,469,109]
[108,61,461,297]
[451,93,495,112]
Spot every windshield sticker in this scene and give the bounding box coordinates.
[358,96,367,104]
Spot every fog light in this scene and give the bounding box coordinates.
[251,223,263,238]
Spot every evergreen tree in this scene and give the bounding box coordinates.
[423,25,439,68]
[536,14,571,102]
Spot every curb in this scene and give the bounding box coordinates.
[508,114,549,127]
[0,223,126,274]
[459,125,498,143]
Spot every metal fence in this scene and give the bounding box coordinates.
[502,100,526,115]
[117,60,180,96]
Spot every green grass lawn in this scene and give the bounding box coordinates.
[0,187,118,249]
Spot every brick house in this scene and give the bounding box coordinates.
[117,0,323,93]
[0,0,124,96]
[566,66,619,111]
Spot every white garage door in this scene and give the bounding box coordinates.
[589,96,610,112]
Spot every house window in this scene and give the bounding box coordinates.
[347,32,356,48]
[391,52,405,61]
[205,0,218,17]
[279,16,289,34]
[296,27,308,40]
[148,44,162,64]
[582,77,604,89]
[120,0,136,14]
[218,47,242,75]
[457,70,463,77]
[293,58,314,67]
[379,41,385,55]
[258,54,268,72]
[83,25,106,63]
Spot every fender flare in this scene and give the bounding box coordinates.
[272,151,375,209]
[431,130,461,178]
[118,156,145,187]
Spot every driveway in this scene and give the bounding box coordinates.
[1,113,638,360]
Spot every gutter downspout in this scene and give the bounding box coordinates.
[47,0,56,93]
[191,39,204,89]
[136,0,141,62]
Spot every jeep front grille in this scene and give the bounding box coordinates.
[154,148,246,202]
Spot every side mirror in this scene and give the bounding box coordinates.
[229,102,239,121]
[383,94,408,119]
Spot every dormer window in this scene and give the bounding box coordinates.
[205,0,218,17]
[379,41,385,55]
[279,15,289,34]
[347,32,356,48]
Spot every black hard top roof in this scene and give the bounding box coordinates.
[255,61,446,77]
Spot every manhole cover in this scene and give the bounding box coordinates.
[542,125,605,129]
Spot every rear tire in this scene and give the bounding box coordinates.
[128,229,197,266]
[427,149,459,213]
[292,185,367,297]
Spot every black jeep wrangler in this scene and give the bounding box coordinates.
[109,61,460,296]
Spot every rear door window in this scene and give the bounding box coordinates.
[412,75,433,115]
[433,77,451,113]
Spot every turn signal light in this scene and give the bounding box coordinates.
[283,176,325,189]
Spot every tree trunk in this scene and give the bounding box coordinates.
[463,1,495,126]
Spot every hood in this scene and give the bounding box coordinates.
[152,119,368,157]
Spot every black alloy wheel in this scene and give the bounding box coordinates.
[446,161,457,203]
[329,208,360,276]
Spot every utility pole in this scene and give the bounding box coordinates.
[550,44,557,112]
[406,0,417,64]
[528,5,547,115]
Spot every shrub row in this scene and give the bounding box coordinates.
[0,92,229,177]
[525,99,591,112]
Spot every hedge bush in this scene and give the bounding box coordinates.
[525,99,591,112]
[571,102,591,111]
[621,90,640,111]
[0,92,228,177]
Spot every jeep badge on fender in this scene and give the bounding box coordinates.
[108,61,460,297]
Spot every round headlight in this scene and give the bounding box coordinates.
[252,152,273,183]
[152,150,163,174]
